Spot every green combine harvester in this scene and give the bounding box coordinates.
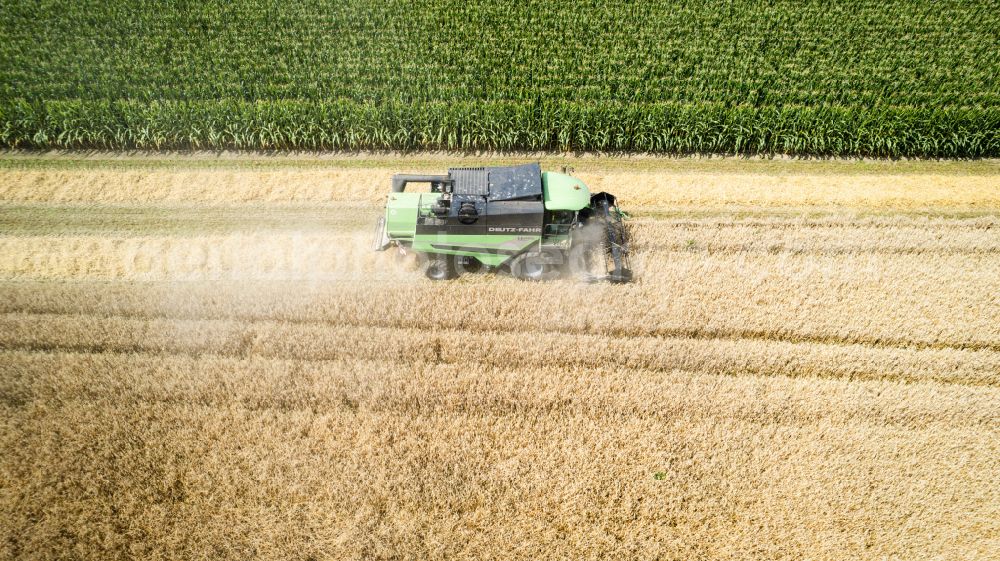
[373,163,631,282]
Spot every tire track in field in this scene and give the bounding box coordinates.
[5,350,999,431]
[2,313,998,387]
[2,266,997,354]
[635,217,1000,229]
[0,203,374,236]
[4,309,1000,355]
[635,245,1000,256]
[626,219,1000,255]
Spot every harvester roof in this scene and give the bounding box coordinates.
[448,163,543,202]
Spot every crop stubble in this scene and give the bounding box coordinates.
[1,158,998,560]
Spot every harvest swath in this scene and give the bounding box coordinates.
[1,155,998,560]
[1,1,998,155]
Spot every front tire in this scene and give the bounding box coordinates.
[567,242,601,278]
[509,251,562,281]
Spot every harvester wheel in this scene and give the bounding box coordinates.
[510,251,561,281]
[567,242,600,278]
[424,255,457,281]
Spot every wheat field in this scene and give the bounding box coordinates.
[1,155,999,561]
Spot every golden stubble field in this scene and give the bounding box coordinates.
[1,154,999,561]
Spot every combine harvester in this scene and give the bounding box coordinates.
[373,163,631,282]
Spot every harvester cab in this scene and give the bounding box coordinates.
[373,163,631,282]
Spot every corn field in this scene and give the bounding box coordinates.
[1,0,998,156]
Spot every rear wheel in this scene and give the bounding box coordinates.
[424,255,457,280]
